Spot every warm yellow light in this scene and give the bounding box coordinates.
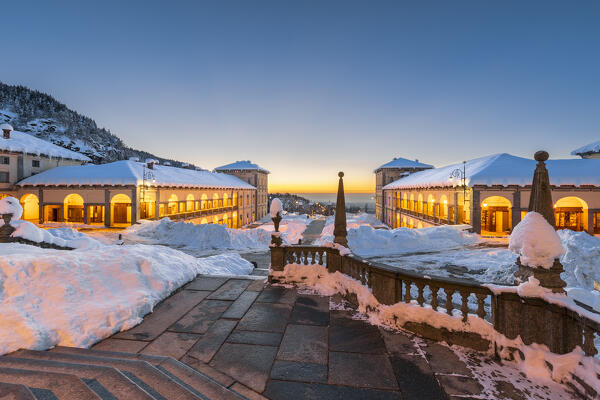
[443,200,447,204]
[553,204,557,208]
[483,203,488,207]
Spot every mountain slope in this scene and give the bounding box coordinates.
[0,82,195,167]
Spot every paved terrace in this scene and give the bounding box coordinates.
[88,275,578,399]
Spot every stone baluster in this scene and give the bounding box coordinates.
[476,293,487,319]
[430,286,439,311]
[460,291,470,322]
[444,288,455,315]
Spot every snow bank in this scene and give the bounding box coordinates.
[0,244,252,355]
[509,212,564,268]
[257,213,309,245]
[0,196,23,220]
[557,229,600,290]
[123,218,272,252]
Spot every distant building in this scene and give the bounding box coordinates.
[571,140,600,159]
[214,160,269,222]
[380,153,600,235]
[13,159,256,227]
[0,124,90,218]
[374,157,433,221]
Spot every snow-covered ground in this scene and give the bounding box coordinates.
[122,214,311,256]
[0,197,254,355]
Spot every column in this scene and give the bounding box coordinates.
[588,209,599,235]
[104,189,111,227]
[453,192,459,224]
[38,188,44,224]
[59,205,64,222]
[83,204,88,225]
[472,190,481,234]
[511,189,521,231]
[155,188,160,219]
[131,187,138,225]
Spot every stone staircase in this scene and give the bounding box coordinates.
[0,346,247,399]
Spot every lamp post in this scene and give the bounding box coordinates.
[141,164,155,218]
[450,161,467,207]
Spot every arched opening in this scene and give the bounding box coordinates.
[168,194,179,215]
[213,193,220,209]
[417,194,424,213]
[201,193,208,209]
[223,193,229,207]
[440,195,449,220]
[64,193,84,223]
[417,221,423,229]
[223,213,230,228]
[402,192,407,209]
[481,196,512,235]
[186,194,194,212]
[20,194,39,222]
[554,196,588,232]
[232,212,238,229]
[409,194,415,211]
[233,192,238,207]
[396,213,400,229]
[200,218,208,224]
[427,195,436,217]
[111,193,132,224]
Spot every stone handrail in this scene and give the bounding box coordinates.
[270,245,599,358]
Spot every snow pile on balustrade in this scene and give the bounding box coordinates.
[0,243,252,355]
[0,129,90,161]
[17,159,254,189]
[273,264,600,394]
[257,213,309,245]
[509,212,564,268]
[270,198,283,218]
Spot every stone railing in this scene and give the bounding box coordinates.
[270,245,600,358]
[0,213,73,250]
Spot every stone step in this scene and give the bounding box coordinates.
[0,367,100,399]
[0,382,36,399]
[0,357,153,400]
[50,347,245,400]
[11,350,201,400]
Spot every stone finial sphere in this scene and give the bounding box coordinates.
[338,171,344,178]
[534,151,549,162]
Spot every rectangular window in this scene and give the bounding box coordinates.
[0,157,9,165]
[0,172,8,183]
[32,160,40,168]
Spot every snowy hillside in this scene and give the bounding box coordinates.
[0,82,195,166]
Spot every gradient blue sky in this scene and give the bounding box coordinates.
[1,1,599,192]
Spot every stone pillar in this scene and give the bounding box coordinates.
[269,246,285,283]
[131,188,138,225]
[587,209,598,235]
[104,189,111,227]
[58,205,64,222]
[83,204,88,225]
[155,188,160,219]
[511,189,521,230]
[38,188,44,224]
[472,190,481,233]
[333,172,348,247]
[528,151,555,227]
[453,192,459,224]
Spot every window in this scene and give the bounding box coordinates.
[32,160,40,168]
[0,157,9,165]
[0,172,8,183]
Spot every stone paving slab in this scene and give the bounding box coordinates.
[102,276,578,400]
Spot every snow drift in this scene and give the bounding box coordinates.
[0,243,252,355]
[509,212,565,268]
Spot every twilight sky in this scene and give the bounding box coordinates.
[1,1,599,193]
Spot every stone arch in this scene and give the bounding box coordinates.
[186,194,195,212]
[427,194,436,216]
[111,193,132,224]
[409,193,415,211]
[168,194,179,215]
[201,193,208,209]
[481,196,512,235]
[20,193,39,221]
[417,194,424,213]
[554,196,588,232]
[417,221,423,229]
[439,195,449,219]
[64,193,84,223]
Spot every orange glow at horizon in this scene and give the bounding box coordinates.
[267,168,375,194]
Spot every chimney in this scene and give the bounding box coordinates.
[1,124,13,139]
[145,158,157,170]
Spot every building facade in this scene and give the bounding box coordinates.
[13,160,257,227]
[374,158,433,221]
[380,153,600,235]
[214,160,269,223]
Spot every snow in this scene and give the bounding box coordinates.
[0,123,13,131]
[0,243,252,355]
[270,198,283,218]
[258,213,310,245]
[0,196,23,220]
[0,129,90,161]
[384,153,600,189]
[571,140,600,156]
[214,160,270,174]
[375,157,433,171]
[509,212,564,268]
[18,159,255,189]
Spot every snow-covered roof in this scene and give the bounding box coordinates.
[571,140,600,156]
[384,153,600,189]
[374,157,433,172]
[214,160,269,174]
[0,130,90,161]
[17,160,255,189]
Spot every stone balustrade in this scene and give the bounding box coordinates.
[270,244,600,358]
